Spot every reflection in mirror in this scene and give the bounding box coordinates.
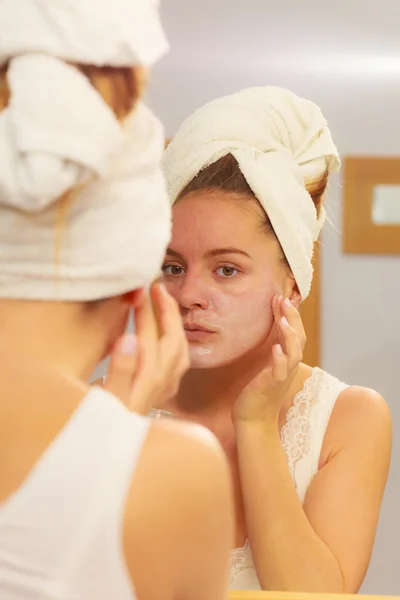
[372,185,400,225]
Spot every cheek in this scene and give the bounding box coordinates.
[223,287,274,343]
[161,275,188,305]
[161,275,226,309]
[163,279,179,302]
[188,288,274,369]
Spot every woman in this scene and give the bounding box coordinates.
[0,2,233,599]
[159,86,392,593]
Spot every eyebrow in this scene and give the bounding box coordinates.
[165,247,252,260]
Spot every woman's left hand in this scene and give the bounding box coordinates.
[233,295,306,424]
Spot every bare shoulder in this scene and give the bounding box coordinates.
[122,418,232,600]
[332,385,391,434]
[142,417,229,475]
[126,416,230,516]
[323,383,392,461]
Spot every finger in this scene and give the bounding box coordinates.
[271,294,283,325]
[271,343,288,381]
[105,333,138,406]
[277,314,303,368]
[150,282,181,337]
[135,288,158,341]
[133,288,159,375]
[153,282,189,374]
[128,284,189,414]
[272,294,286,349]
[127,285,180,414]
[281,297,306,348]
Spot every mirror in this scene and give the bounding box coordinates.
[372,185,400,225]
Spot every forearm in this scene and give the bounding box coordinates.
[235,420,344,592]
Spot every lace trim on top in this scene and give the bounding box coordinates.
[230,539,253,584]
[280,366,325,480]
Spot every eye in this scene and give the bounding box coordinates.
[216,266,239,278]
[162,264,185,276]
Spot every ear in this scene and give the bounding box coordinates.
[283,272,302,308]
[122,288,144,307]
[288,282,302,308]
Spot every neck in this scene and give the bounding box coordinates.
[176,346,272,417]
[174,347,312,422]
[0,300,108,381]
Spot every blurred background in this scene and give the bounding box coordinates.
[146,1,400,594]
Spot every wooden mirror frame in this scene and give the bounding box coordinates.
[343,156,400,254]
[299,248,320,367]
[229,592,399,600]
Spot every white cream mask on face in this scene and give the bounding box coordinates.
[163,193,285,369]
[183,280,277,369]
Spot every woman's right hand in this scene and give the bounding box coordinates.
[104,283,189,415]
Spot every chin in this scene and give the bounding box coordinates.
[189,347,243,370]
[188,336,269,370]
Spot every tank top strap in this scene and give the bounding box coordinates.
[280,367,348,503]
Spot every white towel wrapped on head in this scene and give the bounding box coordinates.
[163,86,340,299]
[0,0,168,67]
[0,0,171,301]
[0,54,125,213]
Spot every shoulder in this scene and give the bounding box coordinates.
[322,382,392,462]
[143,417,229,477]
[139,418,232,531]
[332,384,391,436]
[128,416,231,510]
[122,418,232,597]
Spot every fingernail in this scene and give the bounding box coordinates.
[284,297,292,308]
[119,333,137,355]
[276,344,283,354]
[281,316,290,327]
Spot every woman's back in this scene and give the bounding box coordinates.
[0,365,232,600]
[0,2,233,597]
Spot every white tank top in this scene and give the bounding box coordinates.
[150,366,349,591]
[0,387,150,600]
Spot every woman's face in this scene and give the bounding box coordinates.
[161,190,295,369]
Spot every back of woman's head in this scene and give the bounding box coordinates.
[164,86,339,300]
[0,0,171,302]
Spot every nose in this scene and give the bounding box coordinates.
[175,273,210,311]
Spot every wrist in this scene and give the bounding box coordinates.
[235,418,282,456]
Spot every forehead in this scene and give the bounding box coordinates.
[171,190,265,244]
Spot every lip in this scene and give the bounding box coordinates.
[183,323,217,342]
[183,324,216,333]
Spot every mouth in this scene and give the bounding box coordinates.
[183,323,216,333]
[183,323,217,341]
